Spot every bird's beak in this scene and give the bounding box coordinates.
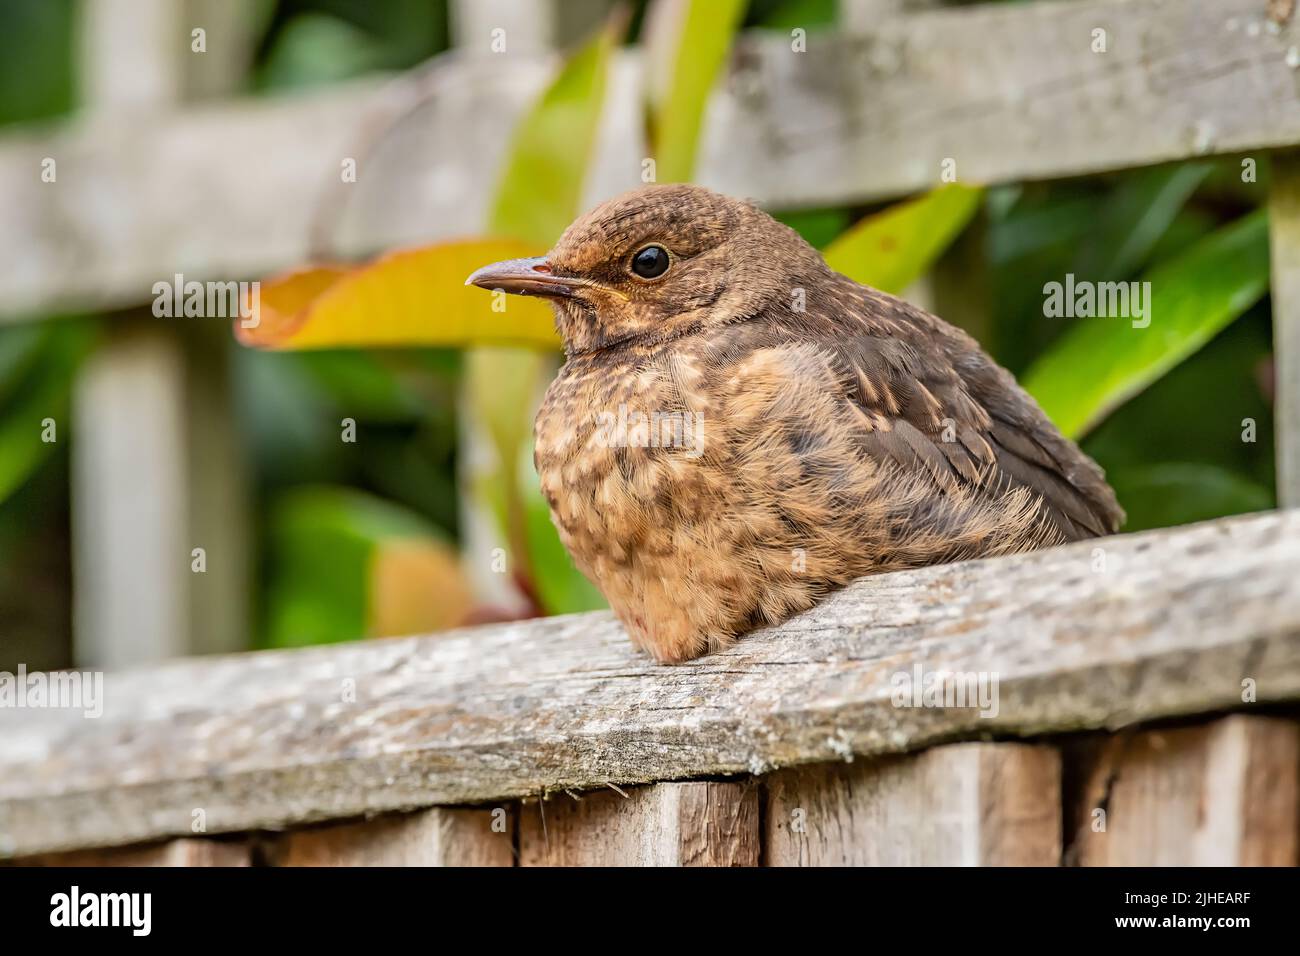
[465,256,583,299]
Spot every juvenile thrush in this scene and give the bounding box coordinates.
[468,184,1123,663]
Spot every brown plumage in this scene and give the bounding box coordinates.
[468,184,1123,663]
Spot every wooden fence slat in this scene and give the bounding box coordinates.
[274,808,513,867]
[72,323,188,666]
[18,838,250,867]
[764,743,1060,866]
[1271,150,1300,509]
[5,0,1300,319]
[519,783,759,866]
[1,510,1298,857]
[1068,715,1300,866]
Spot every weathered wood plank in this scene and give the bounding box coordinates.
[764,743,1060,865]
[519,783,759,866]
[712,0,1300,206]
[273,808,513,867]
[4,0,1300,318]
[1067,715,1300,866]
[16,838,250,867]
[0,511,1297,856]
[1271,150,1300,508]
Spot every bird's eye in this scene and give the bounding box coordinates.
[630,245,670,280]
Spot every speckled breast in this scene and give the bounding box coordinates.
[533,350,717,583]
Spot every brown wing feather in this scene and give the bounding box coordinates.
[816,278,1124,543]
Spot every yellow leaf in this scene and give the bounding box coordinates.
[823,185,983,295]
[236,240,558,350]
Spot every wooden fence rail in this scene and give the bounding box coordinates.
[2,510,1298,862]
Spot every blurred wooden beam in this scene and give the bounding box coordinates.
[72,322,189,666]
[1271,150,1300,507]
[78,0,259,107]
[2,510,1298,856]
[4,0,1300,318]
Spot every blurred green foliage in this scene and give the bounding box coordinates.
[985,159,1276,527]
[254,0,449,90]
[264,484,461,647]
[0,0,75,127]
[0,0,1281,663]
[1024,210,1268,438]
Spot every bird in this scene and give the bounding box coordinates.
[467,183,1123,663]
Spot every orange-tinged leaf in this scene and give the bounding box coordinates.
[236,240,558,350]
[233,264,348,346]
[368,537,476,637]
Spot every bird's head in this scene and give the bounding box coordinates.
[466,184,827,355]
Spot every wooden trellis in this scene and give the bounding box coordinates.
[0,0,1298,865]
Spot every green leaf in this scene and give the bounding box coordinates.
[0,321,95,505]
[823,184,983,294]
[489,15,624,245]
[1104,463,1273,533]
[990,192,1099,266]
[1071,163,1212,280]
[0,0,75,127]
[774,207,852,250]
[644,0,747,183]
[256,14,388,93]
[1023,210,1269,439]
[751,0,836,31]
[1081,315,1274,486]
[264,486,470,647]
